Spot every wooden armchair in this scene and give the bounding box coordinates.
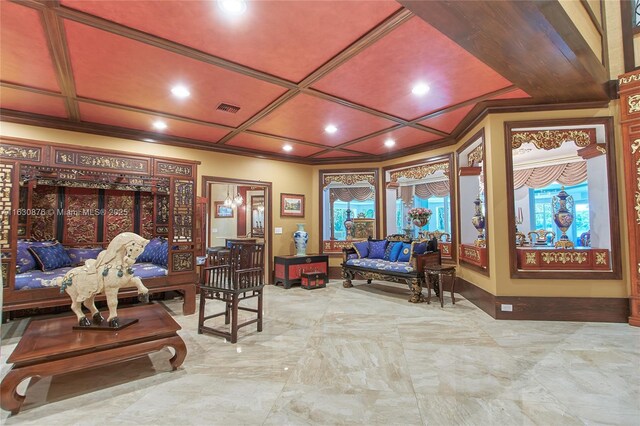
[198,242,265,343]
[527,229,555,246]
[515,231,528,246]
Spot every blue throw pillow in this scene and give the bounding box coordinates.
[368,239,388,259]
[389,242,403,262]
[17,240,58,273]
[411,241,428,257]
[66,247,103,266]
[16,240,37,274]
[353,241,369,258]
[384,241,399,260]
[137,237,163,263]
[397,242,412,262]
[28,243,73,271]
[151,240,169,268]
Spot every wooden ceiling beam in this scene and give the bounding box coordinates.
[39,6,80,121]
[399,0,610,103]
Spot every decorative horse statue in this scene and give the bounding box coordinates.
[52,232,150,328]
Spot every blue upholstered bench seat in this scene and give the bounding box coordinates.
[345,258,414,273]
[15,263,168,290]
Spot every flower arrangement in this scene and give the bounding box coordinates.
[407,207,432,228]
[407,207,432,219]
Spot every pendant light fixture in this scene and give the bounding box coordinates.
[224,185,233,207]
[234,190,244,206]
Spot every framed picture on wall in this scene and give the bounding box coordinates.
[280,193,305,217]
[214,201,234,218]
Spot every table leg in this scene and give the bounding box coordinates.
[438,273,444,308]
[426,273,432,304]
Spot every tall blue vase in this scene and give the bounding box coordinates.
[293,223,309,256]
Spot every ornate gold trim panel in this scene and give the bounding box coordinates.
[511,130,594,150]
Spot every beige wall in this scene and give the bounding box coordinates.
[1,101,631,299]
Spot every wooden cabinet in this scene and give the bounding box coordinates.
[274,254,328,289]
[353,218,375,239]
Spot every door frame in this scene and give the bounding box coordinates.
[202,176,273,283]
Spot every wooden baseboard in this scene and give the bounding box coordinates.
[453,277,497,318]
[454,278,629,323]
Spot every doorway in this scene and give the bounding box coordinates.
[202,176,272,282]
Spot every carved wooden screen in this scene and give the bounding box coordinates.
[0,161,17,288]
[64,188,99,243]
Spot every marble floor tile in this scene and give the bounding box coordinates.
[1,281,639,425]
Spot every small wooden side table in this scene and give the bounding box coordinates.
[1,304,186,415]
[425,265,457,308]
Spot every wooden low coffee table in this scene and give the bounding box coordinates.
[1,303,186,415]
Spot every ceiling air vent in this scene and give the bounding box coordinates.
[216,103,241,114]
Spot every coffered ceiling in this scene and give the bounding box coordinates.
[0,0,610,164]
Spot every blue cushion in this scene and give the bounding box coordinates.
[130,262,168,279]
[389,242,403,262]
[65,247,103,266]
[16,240,37,274]
[353,241,369,258]
[151,240,169,268]
[15,266,73,290]
[347,253,358,260]
[397,242,412,262]
[16,240,57,274]
[345,258,414,273]
[383,241,399,260]
[368,239,388,259]
[412,241,428,257]
[28,243,73,271]
[137,237,163,263]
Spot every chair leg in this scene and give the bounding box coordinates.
[426,274,432,304]
[230,295,239,344]
[257,290,263,333]
[225,301,231,325]
[451,272,456,305]
[197,291,205,334]
[438,274,444,308]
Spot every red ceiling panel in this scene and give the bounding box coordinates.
[226,132,324,157]
[346,126,441,155]
[0,87,67,118]
[418,104,476,134]
[249,94,397,146]
[490,89,531,100]
[78,102,229,143]
[314,150,364,159]
[64,20,287,127]
[60,0,401,83]
[312,17,513,120]
[0,2,60,92]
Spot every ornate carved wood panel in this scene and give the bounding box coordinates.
[63,188,99,244]
[140,193,155,240]
[619,70,640,327]
[104,190,135,242]
[0,162,16,288]
[30,185,57,241]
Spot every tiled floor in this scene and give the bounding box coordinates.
[1,281,639,425]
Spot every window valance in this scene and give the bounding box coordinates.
[513,161,586,189]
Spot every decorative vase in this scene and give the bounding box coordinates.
[293,223,309,256]
[412,216,430,228]
[471,197,486,247]
[343,209,354,241]
[552,186,574,249]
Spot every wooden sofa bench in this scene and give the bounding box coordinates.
[341,235,441,303]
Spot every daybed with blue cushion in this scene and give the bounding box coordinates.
[9,237,195,315]
[341,235,441,303]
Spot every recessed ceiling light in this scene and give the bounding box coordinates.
[152,120,167,131]
[412,83,430,96]
[218,0,247,16]
[384,139,396,147]
[325,124,338,134]
[283,144,293,152]
[171,85,190,99]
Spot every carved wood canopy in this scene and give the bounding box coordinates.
[323,172,376,188]
[389,161,448,182]
[511,129,595,150]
